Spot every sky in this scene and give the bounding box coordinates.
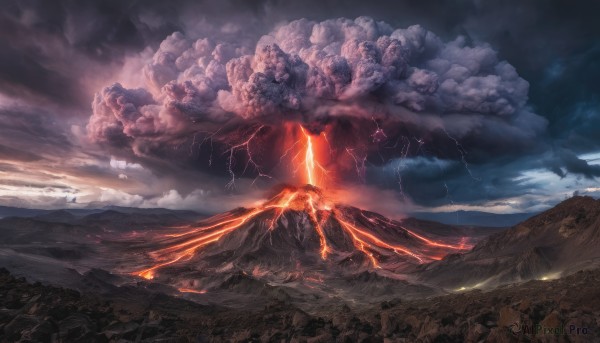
[1,0,599,215]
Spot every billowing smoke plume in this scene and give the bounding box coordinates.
[87,17,547,183]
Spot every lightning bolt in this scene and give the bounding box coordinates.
[132,121,479,282]
[224,125,272,189]
[345,147,367,182]
[370,117,388,143]
[442,128,480,182]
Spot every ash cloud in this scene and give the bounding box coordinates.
[2,1,599,211]
[87,17,546,182]
[547,149,600,179]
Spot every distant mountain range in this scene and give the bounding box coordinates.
[0,204,534,227]
[0,205,205,220]
[410,210,536,227]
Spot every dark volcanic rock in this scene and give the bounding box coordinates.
[59,313,97,342]
[419,196,600,288]
[101,321,139,340]
[4,314,40,341]
[22,319,55,342]
[0,267,598,341]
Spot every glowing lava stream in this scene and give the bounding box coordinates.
[307,193,330,259]
[334,213,423,264]
[178,288,207,294]
[358,212,470,251]
[134,125,471,280]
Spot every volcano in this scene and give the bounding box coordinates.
[129,185,472,303]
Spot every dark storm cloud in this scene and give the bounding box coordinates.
[271,0,600,171]
[368,155,554,209]
[0,179,75,191]
[86,16,547,186]
[0,0,189,108]
[0,106,72,157]
[456,1,600,183]
[0,144,43,162]
[546,149,600,179]
[1,0,599,210]
[0,0,465,112]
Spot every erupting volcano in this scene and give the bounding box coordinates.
[133,125,472,294]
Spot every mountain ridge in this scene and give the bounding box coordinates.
[418,196,600,289]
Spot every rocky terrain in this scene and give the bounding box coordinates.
[0,195,599,342]
[0,266,598,342]
[419,196,600,289]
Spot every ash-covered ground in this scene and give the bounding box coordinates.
[1,267,598,342]
[0,195,599,342]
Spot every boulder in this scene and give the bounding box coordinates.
[58,313,97,342]
[4,314,40,341]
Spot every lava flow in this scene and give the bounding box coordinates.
[135,125,472,280]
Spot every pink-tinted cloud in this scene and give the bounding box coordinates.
[89,17,544,147]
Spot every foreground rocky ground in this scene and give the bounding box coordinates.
[0,267,598,342]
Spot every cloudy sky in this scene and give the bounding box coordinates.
[1,0,599,215]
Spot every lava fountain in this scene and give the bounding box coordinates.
[134,124,472,280]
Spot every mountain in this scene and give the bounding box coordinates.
[0,205,203,220]
[418,196,600,289]
[7,190,596,303]
[125,185,488,305]
[12,185,579,309]
[32,210,78,223]
[101,206,205,218]
[0,206,208,286]
[0,205,50,218]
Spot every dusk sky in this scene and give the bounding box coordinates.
[1,0,599,215]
